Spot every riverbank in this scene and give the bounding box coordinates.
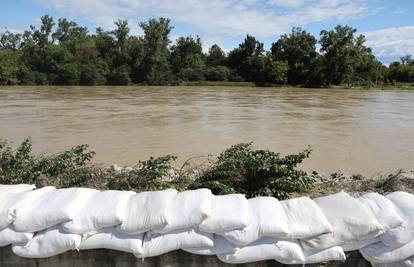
[1,81,414,90]
[197,82,414,90]
[181,81,414,90]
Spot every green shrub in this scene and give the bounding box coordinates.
[191,143,313,199]
[108,155,177,191]
[1,139,314,198]
[0,138,97,187]
[205,66,230,81]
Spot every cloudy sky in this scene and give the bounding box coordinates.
[1,0,413,63]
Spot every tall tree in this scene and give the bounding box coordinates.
[271,27,317,85]
[0,49,21,85]
[107,20,132,85]
[0,30,22,50]
[319,25,375,85]
[206,44,226,67]
[170,36,206,81]
[227,35,264,81]
[137,18,173,85]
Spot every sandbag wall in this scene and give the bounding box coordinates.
[0,184,413,266]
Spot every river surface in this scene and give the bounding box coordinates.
[0,86,413,176]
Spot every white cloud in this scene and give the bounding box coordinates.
[364,26,414,60]
[35,0,371,47]
[267,0,308,8]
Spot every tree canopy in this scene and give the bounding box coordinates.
[0,15,410,86]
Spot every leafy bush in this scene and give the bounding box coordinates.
[107,155,177,191]
[1,138,314,198]
[0,138,98,187]
[0,138,35,184]
[205,66,230,81]
[191,143,313,199]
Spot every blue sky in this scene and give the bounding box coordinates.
[1,0,413,63]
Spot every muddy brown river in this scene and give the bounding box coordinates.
[0,86,413,176]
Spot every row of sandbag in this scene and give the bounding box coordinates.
[0,184,413,265]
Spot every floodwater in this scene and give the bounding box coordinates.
[1,86,413,176]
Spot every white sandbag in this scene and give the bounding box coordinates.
[12,226,81,258]
[359,193,404,230]
[0,186,56,229]
[118,189,177,234]
[153,189,212,233]
[183,235,238,255]
[13,188,99,232]
[198,194,249,233]
[0,184,35,194]
[79,228,143,257]
[142,228,214,257]
[217,237,304,264]
[360,240,414,264]
[302,192,383,250]
[341,237,380,252]
[372,257,414,267]
[304,246,346,264]
[62,190,135,234]
[0,226,33,247]
[382,192,414,247]
[219,197,290,245]
[280,196,332,239]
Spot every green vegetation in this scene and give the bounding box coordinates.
[1,15,413,87]
[297,171,414,199]
[190,143,313,199]
[2,138,412,199]
[0,138,313,199]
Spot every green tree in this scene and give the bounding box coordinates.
[319,25,377,86]
[264,57,288,84]
[0,30,22,50]
[106,20,133,85]
[271,27,317,85]
[227,35,265,82]
[0,49,21,85]
[52,18,88,46]
[137,18,173,84]
[206,44,226,67]
[388,56,414,83]
[400,55,413,66]
[112,20,130,51]
[205,66,231,81]
[170,36,206,81]
[19,15,57,84]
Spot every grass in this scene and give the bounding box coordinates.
[181,81,256,87]
[383,82,414,90]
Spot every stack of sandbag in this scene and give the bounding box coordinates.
[1,183,414,266]
[0,185,55,247]
[360,192,414,266]
[302,192,384,252]
[215,195,345,265]
[280,195,346,264]
[62,190,135,234]
[141,189,214,257]
[118,189,177,234]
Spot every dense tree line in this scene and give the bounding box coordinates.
[0,15,412,86]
